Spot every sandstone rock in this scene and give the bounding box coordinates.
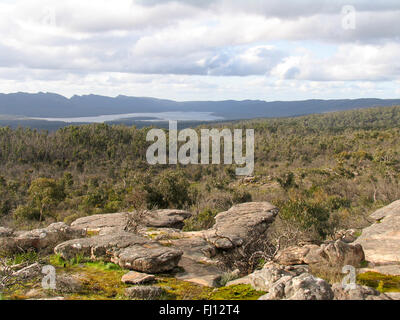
[259,273,334,300]
[228,263,310,291]
[359,265,400,276]
[355,200,400,266]
[125,286,165,300]
[386,292,400,300]
[164,234,224,287]
[332,283,392,300]
[13,263,42,280]
[204,202,278,250]
[29,297,65,300]
[54,232,148,260]
[0,227,14,238]
[334,229,357,243]
[115,244,183,273]
[142,209,192,229]
[274,245,318,265]
[25,289,46,299]
[275,240,364,267]
[0,223,85,255]
[121,271,155,285]
[54,231,183,273]
[56,274,83,294]
[174,256,222,287]
[71,212,129,235]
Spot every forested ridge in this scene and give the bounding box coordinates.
[1,105,400,243]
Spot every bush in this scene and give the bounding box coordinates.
[277,198,331,239]
[13,205,41,221]
[183,208,218,231]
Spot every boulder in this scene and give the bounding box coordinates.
[13,263,42,280]
[275,240,364,267]
[142,209,192,229]
[56,274,83,294]
[70,210,193,235]
[259,273,334,300]
[386,292,400,300]
[71,212,129,235]
[203,202,278,250]
[332,283,392,300]
[0,223,85,255]
[228,263,310,291]
[355,200,400,266]
[115,244,183,274]
[54,232,148,260]
[0,227,14,238]
[54,231,183,273]
[333,229,357,243]
[125,286,165,300]
[121,271,155,285]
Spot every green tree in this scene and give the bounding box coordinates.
[28,178,65,221]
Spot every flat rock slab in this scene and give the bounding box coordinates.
[359,265,400,276]
[0,223,85,255]
[174,256,223,287]
[54,232,183,274]
[121,271,155,285]
[115,244,183,274]
[71,212,130,235]
[125,286,165,300]
[275,240,364,267]
[355,200,400,265]
[203,202,278,249]
[142,209,192,229]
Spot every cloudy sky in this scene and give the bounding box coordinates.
[0,0,399,101]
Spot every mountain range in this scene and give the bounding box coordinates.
[1,92,400,121]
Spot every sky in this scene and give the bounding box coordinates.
[0,0,399,101]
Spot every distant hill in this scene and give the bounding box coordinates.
[1,92,400,120]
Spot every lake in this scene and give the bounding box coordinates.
[31,112,224,123]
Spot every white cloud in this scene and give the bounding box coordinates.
[0,0,399,100]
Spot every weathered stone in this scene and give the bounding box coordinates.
[333,229,357,243]
[115,244,183,274]
[155,232,224,287]
[359,265,400,276]
[0,223,85,255]
[332,283,392,300]
[54,232,148,261]
[259,273,334,300]
[125,286,165,300]
[355,200,400,266]
[71,212,129,235]
[0,227,14,238]
[12,263,42,280]
[274,246,318,265]
[321,240,365,266]
[121,271,155,285]
[55,232,183,274]
[174,256,222,287]
[142,209,192,229]
[228,263,310,291]
[275,240,364,267]
[56,275,83,294]
[386,292,400,300]
[203,202,278,250]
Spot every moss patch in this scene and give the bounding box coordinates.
[156,278,265,300]
[357,272,400,293]
[209,285,265,300]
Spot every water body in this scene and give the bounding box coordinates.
[30,112,223,123]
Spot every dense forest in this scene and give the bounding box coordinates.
[1,106,400,244]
